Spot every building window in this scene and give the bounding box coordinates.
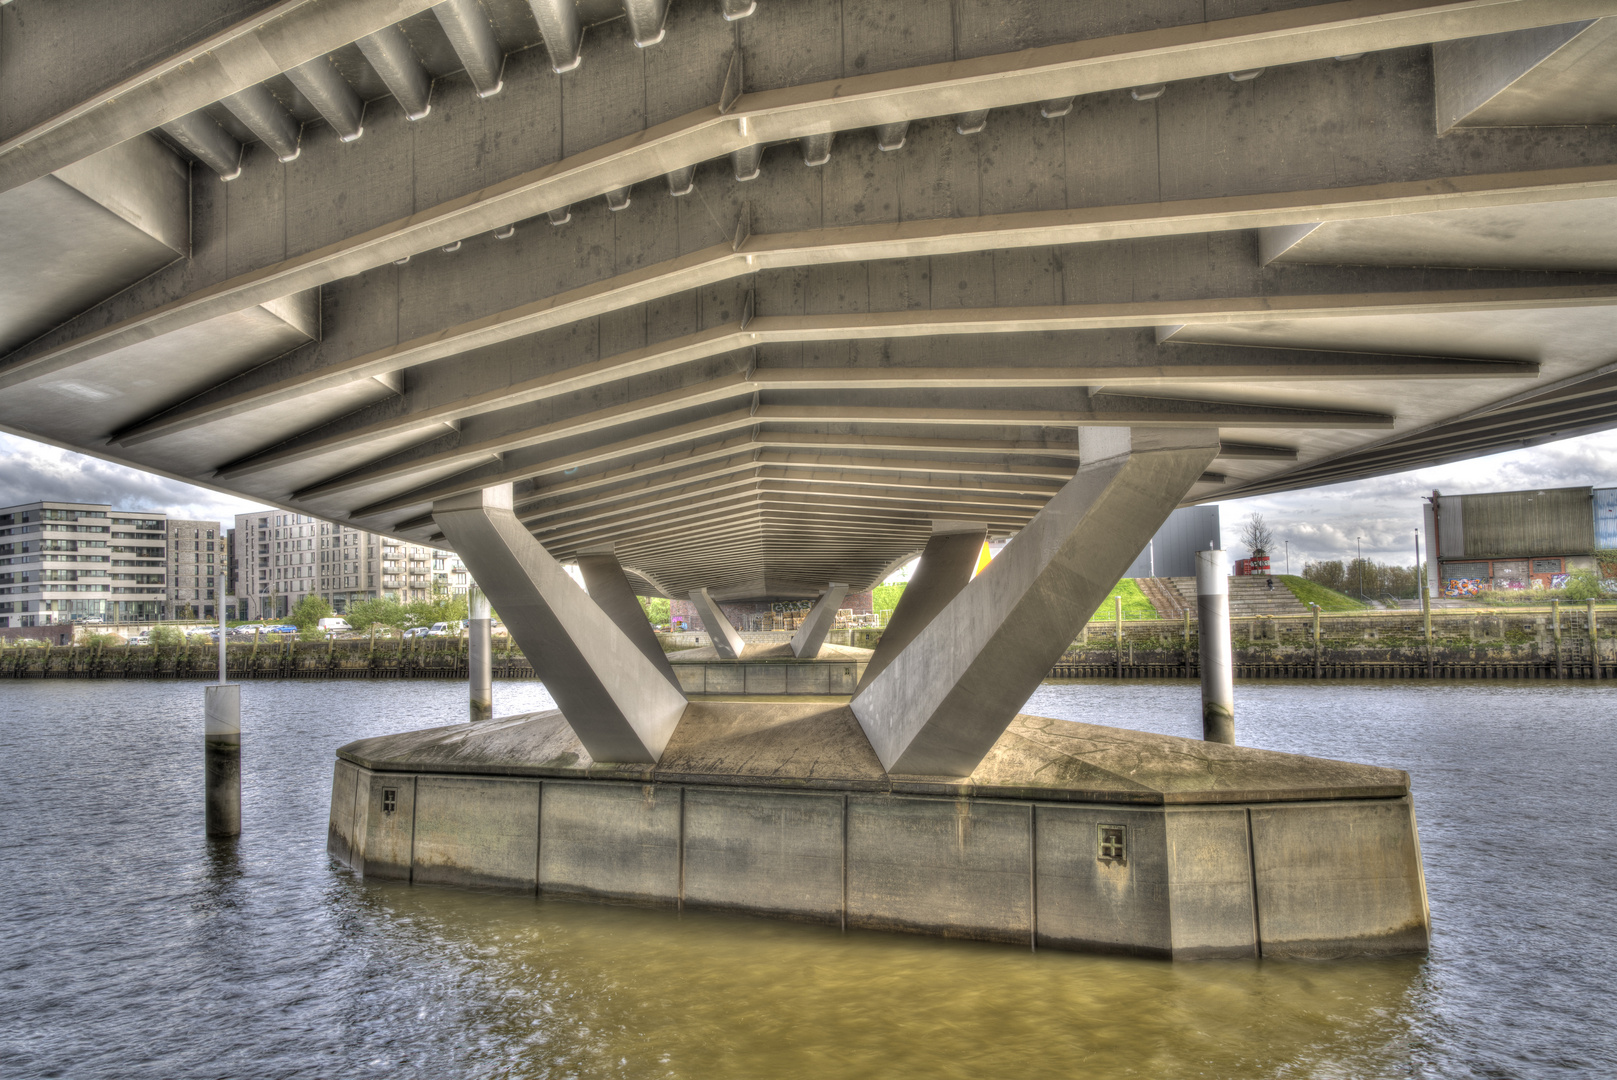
[1097,825,1127,867]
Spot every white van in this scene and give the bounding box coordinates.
[317,617,352,634]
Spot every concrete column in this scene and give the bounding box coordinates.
[851,426,1220,775]
[1197,549,1235,744]
[433,485,687,763]
[205,684,240,837]
[469,585,492,722]
[688,587,746,659]
[855,522,985,693]
[577,546,680,687]
[789,583,848,658]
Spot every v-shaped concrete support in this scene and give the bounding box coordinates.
[433,485,687,763]
[850,428,1220,776]
[688,587,746,658]
[576,545,681,689]
[789,583,848,657]
[854,522,986,694]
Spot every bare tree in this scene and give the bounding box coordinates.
[1239,512,1276,557]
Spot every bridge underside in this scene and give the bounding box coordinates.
[3,0,1616,604]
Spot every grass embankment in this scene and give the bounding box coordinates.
[1278,575,1368,611]
[1088,578,1159,621]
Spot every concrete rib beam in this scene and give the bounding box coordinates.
[0,0,442,192]
[432,483,687,763]
[850,428,1221,776]
[14,0,1617,383]
[789,584,849,658]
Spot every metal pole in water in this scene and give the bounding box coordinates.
[469,584,492,722]
[1197,549,1235,743]
[206,571,240,837]
[1589,599,1601,681]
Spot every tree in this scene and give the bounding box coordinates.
[1303,560,1347,591]
[1239,512,1276,558]
[638,596,671,626]
[345,597,408,632]
[290,593,333,631]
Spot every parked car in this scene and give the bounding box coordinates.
[80,615,106,625]
[402,626,432,639]
[264,624,297,635]
[317,617,351,634]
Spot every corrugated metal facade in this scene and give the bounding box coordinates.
[1595,488,1617,549]
[1124,505,1222,578]
[1458,487,1593,558]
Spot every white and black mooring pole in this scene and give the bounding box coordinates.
[469,584,493,723]
[1196,548,1235,744]
[205,571,240,836]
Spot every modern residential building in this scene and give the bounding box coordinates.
[0,500,168,626]
[233,511,465,620]
[1424,485,1616,596]
[166,518,221,619]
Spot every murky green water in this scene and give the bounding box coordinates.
[2,680,1612,1078]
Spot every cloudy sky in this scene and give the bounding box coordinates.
[2,427,1613,571]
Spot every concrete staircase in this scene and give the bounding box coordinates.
[1157,576,1311,617]
[1134,577,1191,619]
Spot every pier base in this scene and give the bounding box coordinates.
[328,702,1429,960]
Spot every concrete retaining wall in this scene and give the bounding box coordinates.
[328,761,1427,960]
[671,660,866,695]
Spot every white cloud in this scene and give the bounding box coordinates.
[1216,429,1617,570]
[0,433,270,523]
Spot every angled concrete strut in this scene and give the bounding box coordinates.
[688,588,746,659]
[789,583,849,658]
[433,485,686,763]
[576,545,681,689]
[851,428,1221,776]
[854,522,987,694]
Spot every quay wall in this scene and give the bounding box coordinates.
[7,606,1612,681]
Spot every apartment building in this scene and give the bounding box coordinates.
[0,501,168,626]
[234,511,463,619]
[166,518,221,619]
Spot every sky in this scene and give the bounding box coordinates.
[2,427,1614,573]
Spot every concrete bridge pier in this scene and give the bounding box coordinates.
[577,545,680,688]
[687,587,747,659]
[789,583,848,658]
[851,426,1222,775]
[854,522,986,694]
[432,485,687,763]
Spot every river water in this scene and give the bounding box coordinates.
[1,678,1612,1079]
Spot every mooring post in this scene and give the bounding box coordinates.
[1589,599,1601,681]
[469,584,493,722]
[1552,599,1563,679]
[1114,595,1124,678]
[1422,580,1433,677]
[1197,549,1234,743]
[1182,609,1191,678]
[206,572,240,837]
[1313,603,1322,678]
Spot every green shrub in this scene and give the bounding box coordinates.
[290,594,333,631]
[149,625,183,649]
